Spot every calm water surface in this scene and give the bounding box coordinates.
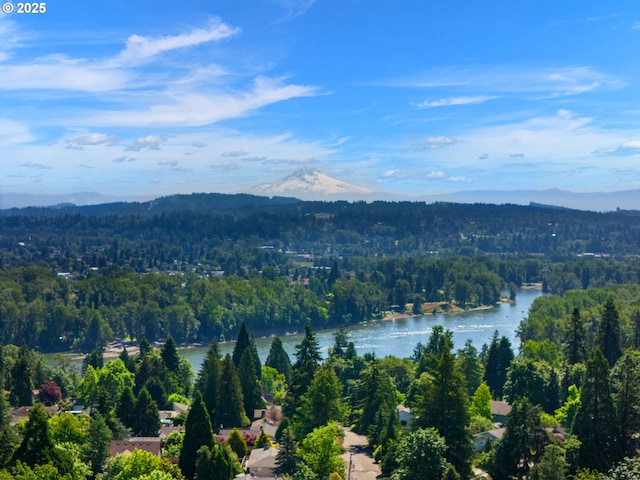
[180,288,544,372]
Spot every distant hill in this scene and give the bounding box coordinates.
[0,193,301,217]
[2,168,638,212]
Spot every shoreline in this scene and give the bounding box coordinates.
[64,284,543,361]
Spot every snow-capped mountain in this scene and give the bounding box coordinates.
[250,167,374,200]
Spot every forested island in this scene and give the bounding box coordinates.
[0,195,639,479]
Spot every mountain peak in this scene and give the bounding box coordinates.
[250,168,373,200]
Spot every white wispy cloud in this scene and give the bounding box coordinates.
[413,96,497,109]
[382,65,624,97]
[66,133,120,147]
[116,18,240,64]
[83,76,320,128]
[0,118,34,145]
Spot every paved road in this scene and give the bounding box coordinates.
[341,428,381,480]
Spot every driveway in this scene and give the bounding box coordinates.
[341,428,381,480]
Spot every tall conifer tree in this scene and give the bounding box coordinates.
[195,341,222,428]
[596,299,622,367]
[415,337,472,479]
[238,348,263,420]
[180,391,214,480]
[564,307,587,365]
[573,348,621,472]
[265,336,292,384]
[215,355,246,428]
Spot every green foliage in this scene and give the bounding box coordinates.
[456,339,483,397]
[194,341,221,429]
[161,431,184,460]
[483,333,514,399]
[597,299,622,367]
[294,364,345,438]
[503,357,547,407]
[298,422,345,480]
[215,355,248,429]
[469,383,492,420]
[82,411,112,475]
[605,456,640,480]
[530,444,568,480]
[265,337,292,384]
[179,391,213,480]
[390,427,449,480]
[491,399,549,480]
[131,388,160,437]
[611,349,640,457]
[573,349,621,472]
[254,427,272,449]
[414,336,472,479]
[10,404,73,477]
[226,428,247,459]
[260,366,287,405]
[274,427,297,477]
[101,449,184,480]
[351,360,398,448]
[48,412,89,445]
[238,348,263,420]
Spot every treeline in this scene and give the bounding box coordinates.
[2,255,640,352]
[1,199,639,275]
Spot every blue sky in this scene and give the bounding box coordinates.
[2,0,640,200]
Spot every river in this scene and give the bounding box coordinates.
[179,288,544,372]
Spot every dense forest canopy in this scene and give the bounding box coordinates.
[0,196,639,352]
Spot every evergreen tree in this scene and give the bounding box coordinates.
[457,339,484,397]
[161,335,181,373]
[215,355,246,429]
[254,427,272,448]
[180,391,214,480]
[226,428,248,459]
[530,444,567,480]
[491,399,547,480]
[564,308,587,365]
[194,443,237,480]
[131,387,160,437]
[274,427,297,477]
[9,344,34,407]
[116,386,136,431]
[284,324,321,418]
[118,347,136,373]
[329,327,349,359]
[10,403,73,475]
[265,336,292,384]
[611,349,640,457]
[195,341,222,428]
[0,390,18,468]
[573,348,621,472]
[82,411,112,476]
[596,299,622,367]
[483,333,514,399]
[238,349,263,420]
[352,361,398,447]
[294,364,345,438]
[415,338,472,479]
[232,322,261,379]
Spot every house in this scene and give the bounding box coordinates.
[396,405,415,425]
[245,445,279,478]
[490,400,512,425]
[473,427,505,452]
[109,438,163,458]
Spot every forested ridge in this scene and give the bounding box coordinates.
[0,196,639,352]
